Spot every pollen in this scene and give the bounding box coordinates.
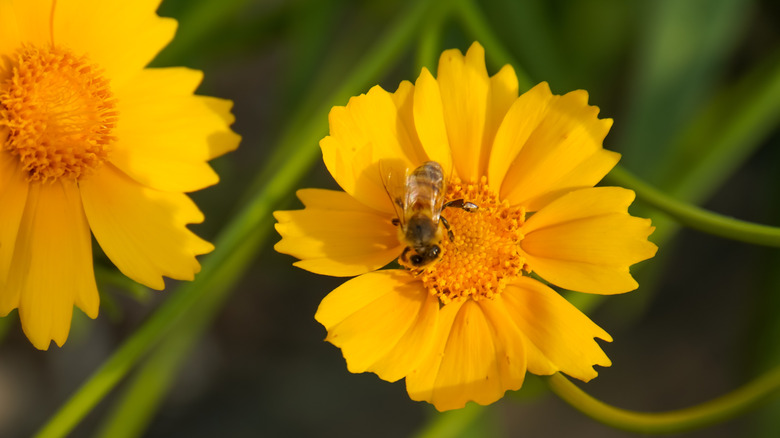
[0,45,117,182]
[419,176,526,304]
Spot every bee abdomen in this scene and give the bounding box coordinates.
[411,161,444,195]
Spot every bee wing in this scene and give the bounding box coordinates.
[407,161,446,222]
[378,158,410,226]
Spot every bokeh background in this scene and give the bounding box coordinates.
[2,0,780,436]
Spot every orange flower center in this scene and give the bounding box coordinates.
[0,45,117,182]
[418,176,526,304]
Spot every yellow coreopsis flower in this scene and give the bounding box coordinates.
[274,42,656,411]
[0,1,240,349]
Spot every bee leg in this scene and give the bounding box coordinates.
[440,216,455,242]
[392,218,401,226]
[444,199,479,212]
[443,199,463,209]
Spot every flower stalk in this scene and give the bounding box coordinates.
[606,165,780,247]
[546,369,780,434]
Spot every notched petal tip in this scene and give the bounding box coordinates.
[502,278,613,382]
[81,165,213,291]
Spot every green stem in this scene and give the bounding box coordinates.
[34,0,438,436]
[606,164,780,247]
[546,368,780,434]
[454,0,534,91]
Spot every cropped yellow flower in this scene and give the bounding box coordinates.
[0,0,240,349]
[275,42,656,411]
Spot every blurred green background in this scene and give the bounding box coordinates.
[2,0,780,436]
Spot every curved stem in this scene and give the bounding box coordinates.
[606,164,780,247]
[546,368,780,434]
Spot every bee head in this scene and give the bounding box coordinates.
[401,244,442,268]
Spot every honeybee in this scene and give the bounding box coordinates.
[380,160,477,269]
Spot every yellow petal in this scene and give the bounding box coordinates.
[315,270,439,382]
[437,43,489,181]
[491,83,615,211]
[274,189,403,277]
[52,0,176,88]
[390,80,428,166]
[502,277,612,381]
[413,67,452,173]
[80,164,213,290]
[112,67,240,192]
[520,187,657,294]
[6,181,98,350]
[0,152,29,309]
[1,0,54,47]
[321,85,425,213]
[406,299,527,411]
[0,0,51,70]
[476,297,529,388]
[488,82,554,188]
[480,63,519,171]
[296,187,375,210]
[517,149,620,210]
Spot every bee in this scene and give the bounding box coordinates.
[380,160,478,269]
